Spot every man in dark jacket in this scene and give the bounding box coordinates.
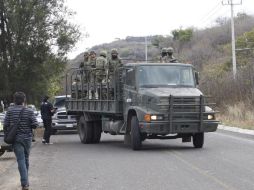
[4,92,38,190]
[40,96,55,144]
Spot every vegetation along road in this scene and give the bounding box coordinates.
[0,130,253,190]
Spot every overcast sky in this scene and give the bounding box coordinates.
[66,0,254,59]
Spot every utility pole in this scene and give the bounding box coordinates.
[222,0,242,79]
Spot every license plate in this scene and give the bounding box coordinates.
[66,124,73,128]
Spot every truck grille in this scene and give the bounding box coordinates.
[57,112,68,119]
[158,96,204,121]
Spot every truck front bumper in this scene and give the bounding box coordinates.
[139,120,219,134]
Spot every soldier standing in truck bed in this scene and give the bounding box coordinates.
[108,48,122,81]
[160,47,178,63]
[79,51,89,69]
[166,47,178,63]
[95,51,108,99]
[160,48,168,63]
[88,50,97,99]
[108,49,122,99]
[83,51,90,81]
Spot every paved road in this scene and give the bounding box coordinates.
[0,130,254,190]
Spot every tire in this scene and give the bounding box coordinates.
[0,150,5,157]
[130,116,142,150]
[193,132,204,148]
[141,133,147,141]
[92,121,102,143]
[78,116,93,144]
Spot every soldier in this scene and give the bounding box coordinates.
[84,51,90,67]
[108,49,122,81]
[160,48,168,63]
[89,50,97,69]
[166,47,178,63]
[95,51,108,99]
[88,50,97,99]
[96,51,107,82]
[82,51,90,80]
[79,51,89,69]
[160,47,178,63]
[108,49,122,99]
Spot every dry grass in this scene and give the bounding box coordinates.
[218,102,254,130]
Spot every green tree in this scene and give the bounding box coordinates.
[171,28,193,42]
[0,0,80,104]
[236,29,254,66]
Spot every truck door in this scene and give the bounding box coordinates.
[123,67,137,113]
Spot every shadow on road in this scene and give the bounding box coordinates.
[53,130,77,135]
[46,133,202,152]
[98,138,196,152]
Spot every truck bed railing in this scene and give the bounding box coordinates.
[65,67,123,114]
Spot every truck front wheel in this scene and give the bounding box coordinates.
[78,116,93,144]
[92,121,102,143]
[193,132,204,148]
[131,116,142,150]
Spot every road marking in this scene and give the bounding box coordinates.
[169,150,237,190]
[216,132,254,144]
[219,125,254,136]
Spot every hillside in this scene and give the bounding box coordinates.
[67,13,254,129]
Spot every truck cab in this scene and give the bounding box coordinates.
[66,63,219,150]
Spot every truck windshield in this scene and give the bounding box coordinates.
[138,65,195,88]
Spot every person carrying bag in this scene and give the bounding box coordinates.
[4,107,25,144]
[4,92,38,190]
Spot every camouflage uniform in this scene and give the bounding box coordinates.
[80,51,90,82]
[88,50,97,99]
[108,49,122,99]
[160,47,178,63]
[79,51,89,69]
[160,48,168,63]
[108,49,122,81]
[95,51,108,99]
[165,47,178,63]
[96,51,107,83]
[88,50,97,82]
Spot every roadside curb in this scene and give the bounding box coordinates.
[218,124,254,136]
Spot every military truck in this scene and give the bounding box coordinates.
[66,63,219,150]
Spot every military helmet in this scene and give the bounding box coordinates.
[111,48,118,55]
[89,50,96,55]
[100,50,107,57]
[167,47,174,53]
[84,51,89,56]
[161,48,167,53]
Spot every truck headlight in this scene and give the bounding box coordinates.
[207,114,214,120]
[144,114,164,122]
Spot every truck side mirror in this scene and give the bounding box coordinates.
[195,71,199,85]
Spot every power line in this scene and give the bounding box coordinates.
[200,2,222,23]
[201,8,228,27]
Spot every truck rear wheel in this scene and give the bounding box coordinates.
[131,116,142,150]
[193,132,204,148]
[92,121,102,143]
[78,116,93,144]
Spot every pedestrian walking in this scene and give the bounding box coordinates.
[4,92,38,190]
[40,96,56,144]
